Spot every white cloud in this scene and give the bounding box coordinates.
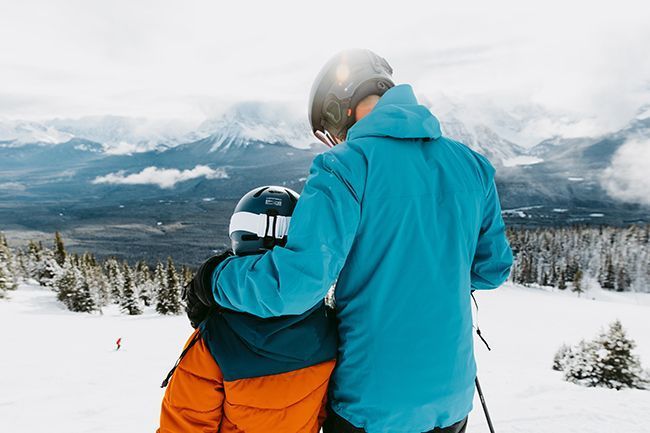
[92,165,228,189]
[602,138,650,206]
[103,141,147,155]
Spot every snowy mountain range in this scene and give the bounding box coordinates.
[0,100,648,257]
[0,102,316,156]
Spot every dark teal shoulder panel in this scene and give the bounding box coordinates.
[199,302,337,381]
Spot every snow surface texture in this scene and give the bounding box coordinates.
[1,282,649,433]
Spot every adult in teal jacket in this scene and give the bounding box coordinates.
[210,51,513,432]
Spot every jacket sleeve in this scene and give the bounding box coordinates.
[211,151,363,317]
[471,178,513,290]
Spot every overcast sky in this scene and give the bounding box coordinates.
[1,0,649,132]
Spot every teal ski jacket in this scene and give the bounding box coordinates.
[212,84,513,432]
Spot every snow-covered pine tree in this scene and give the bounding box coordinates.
[557,320,647,390]
[120,263,142,315]
[557,270,567,290]
[552,344,572,371]
[572,268,584,296]
[104,258,124,304]
[507,225,649,293]
[14,249,28,281]
[134,261,154,307]
[178,265,194,293]
[53,231,66,267]
[0,233,17,293]
[156,257,181,315]
[55,258,78,308]
[615,265,631,292]
[67,267,96,313]
[89,262,110,308]
[601,254,616,290]
[24,240,43,281]
[589,320,647,389]
[153,260,165,300]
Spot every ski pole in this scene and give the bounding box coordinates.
[475,376,495,433]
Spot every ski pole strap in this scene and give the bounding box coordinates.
[160,331,203,388]
[471,291,492,351]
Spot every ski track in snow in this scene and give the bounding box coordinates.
[1,283,650,433]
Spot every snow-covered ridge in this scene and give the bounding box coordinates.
[0,103,316,154]
[2,99,648,168]
[0,118,73,145]
[197,102,315,152]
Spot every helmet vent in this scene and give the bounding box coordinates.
[253,186,270,198]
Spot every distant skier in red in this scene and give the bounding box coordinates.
[115,338,121,351]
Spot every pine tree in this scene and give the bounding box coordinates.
[602,255,616,290]
[0,233,17,293]
[589,320,646,390]
[54,231,66,266]
[105,259,124,304]
[615,265,631,292]
[0,265,9,298]
[135,261,154,307]
[68,271,96,313]
[40,255,62,288]
[90,264,110,308]
[572,268,584,296]
[557,320,648,390]
[557,270,567,290]
[541,271,549,287]
[156,257,181,315]
[55,258,78,307]
[120,264,143,315]
[552,344,572,371]
[14,249,28,280]
[153,261,166,301]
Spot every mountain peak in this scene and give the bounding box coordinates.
[0,118,73,146]
[198,101,315,152]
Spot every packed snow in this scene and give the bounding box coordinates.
[1,282,649,433]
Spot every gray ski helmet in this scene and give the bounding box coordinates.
[308,49,394,145]
[229,186,300,255]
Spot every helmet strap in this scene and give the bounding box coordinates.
[314,130,337,148]
[262,211,279,249]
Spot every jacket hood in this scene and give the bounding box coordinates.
[346,84,441,141]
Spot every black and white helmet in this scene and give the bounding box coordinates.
[229,186,300,255]
[308,49,394,147]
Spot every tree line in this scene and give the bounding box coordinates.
[0,231,192,314]
[508,224,649,293]
[1,224,649,313]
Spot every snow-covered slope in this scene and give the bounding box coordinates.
[1,282,649,433]
[0,118,73,146]
[196,102,315,152]
[2,102,316,155]
[47,116,198,155]
[440,116,527,166]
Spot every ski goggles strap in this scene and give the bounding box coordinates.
[229,211,291,239]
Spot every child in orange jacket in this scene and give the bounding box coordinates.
[158,186,337,433]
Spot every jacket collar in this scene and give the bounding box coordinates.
[347,84,442,141]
